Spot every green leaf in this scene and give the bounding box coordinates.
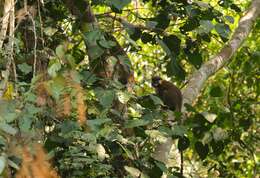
[201,112,217,123]
[48,59,61,77]
[215,23,230,40]
[180,18,200,33]
[107,0,131,11]
[46,76,65,100]
[88,118,111,129]
[124,166,141,177]
[7,159,19,170]
[0,156,6,174]
[124,118,151,128]
[89,46,105,60]
[171,125,187,137]
[158,37,185,79]
[211,140,225,156]
[19,117,33,132]
[210,86,223,97]
[166,57,186,80]
[178,136,190,151]
[225,16,234,24]
[0,123,17,135]
[163,35,181,55]
[141,32,153,44]
[198,20,214,34]
[195,141,209,160]
[56,45,66,59]
[96,90,115,108]
[18,63,32,74]
[98,39,117,49]
[83,30,105,59]
[117,91,132,104]
[150,95,163,106]
[186,48,203,69]
[154,12,170,30]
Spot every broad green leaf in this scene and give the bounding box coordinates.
[195,141,209,160]
[166,57,186,80]
[48,59,61,77]
[212,127,228,141]
[117,91,131,104]
[96,90,115,108]
[46,76,65,100]
[65,54,76,67]
[0,101,17,123]
[171,125,187,137]
[154,161,167,172]
[8,158,19,170]
[124,166,141,177]
[198,20,214,34]
[162,35,181,55]
[98,39,116,49]
[18,63,32,74]
[180,18,200,33]
[56,45,66,59]
[88,46,105,60]
[124,118,151,128]
[44,27,58,36]
[88,118,111,128]
[150,95,163,106]
[215,23,231,40]
[0,156,6,174]
[178,136,190,151]
[211,140,225,156]
[186,48,203,69]
[202,112,217,123]
[0,123,17,135]
[210,86,223,97]
[225,16,234,24]
[19,117,33,132]
[96,144,109,160]
[107,0,131,11]
[83,30,102,45]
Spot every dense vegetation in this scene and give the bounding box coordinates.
[0,0,259,177]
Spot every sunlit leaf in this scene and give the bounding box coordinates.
[18,63,32,74]
[0,156,6,174]
[48,59,61,77]
[0,123,17,135]
[124,166,141,177]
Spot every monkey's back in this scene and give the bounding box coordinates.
[157,80,182,112]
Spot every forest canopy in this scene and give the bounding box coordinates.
[0,0,259,177]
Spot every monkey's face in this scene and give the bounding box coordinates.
[152,76,162,88]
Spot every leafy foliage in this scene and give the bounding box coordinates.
[0,0,259,177]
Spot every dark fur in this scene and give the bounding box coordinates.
[152,77,182,112]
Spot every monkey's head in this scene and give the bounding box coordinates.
[152,76,162,88]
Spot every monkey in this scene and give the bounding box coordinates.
[152,76,185,175]
[152,76,182,112]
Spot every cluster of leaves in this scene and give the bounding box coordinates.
[0,0,259,178]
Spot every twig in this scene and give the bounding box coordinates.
[9,0,17,95]
[37,0,44,47]
[28,14,37,77]
[180,150,184,175]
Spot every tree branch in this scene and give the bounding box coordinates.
[153,0,260,167]
[0,0,12,48]
[182,0,260,108]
